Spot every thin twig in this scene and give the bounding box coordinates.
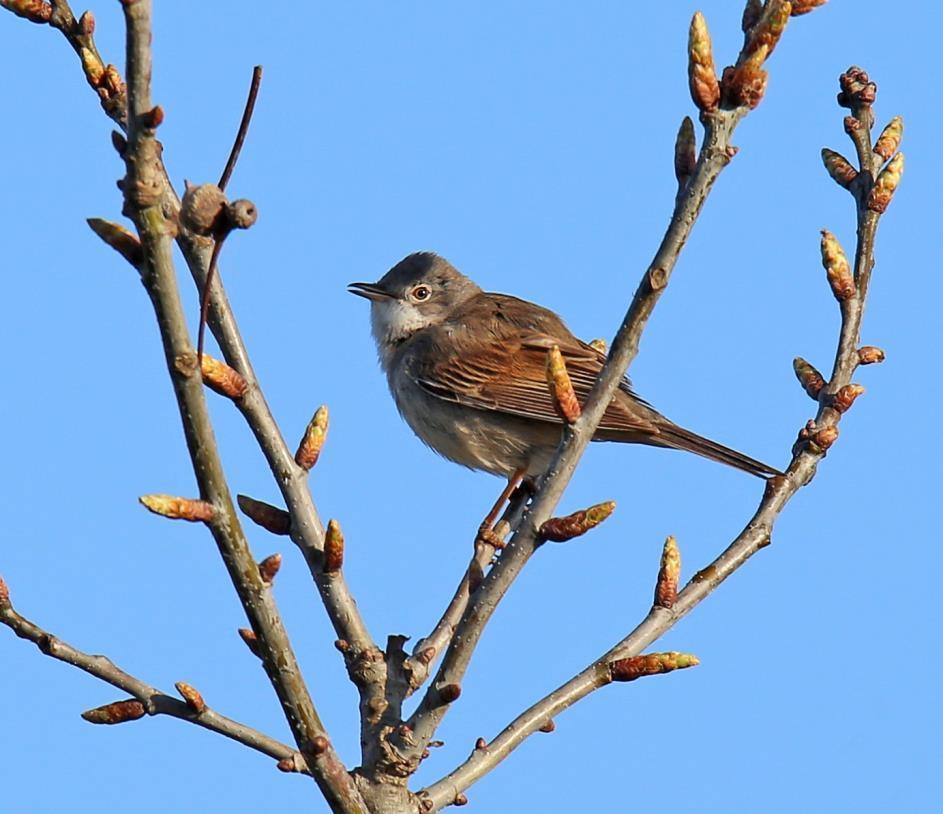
[219,65,263,192]
[0,594,307,772]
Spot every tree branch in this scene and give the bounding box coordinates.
[0,582,307,772]
[117,2,365,810]
[404,4,804,761]
[418,59,900,808]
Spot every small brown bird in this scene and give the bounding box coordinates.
[349,252,778,481]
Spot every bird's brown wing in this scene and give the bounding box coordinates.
[409,296,659,435]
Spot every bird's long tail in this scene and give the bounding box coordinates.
[651,422,781,478]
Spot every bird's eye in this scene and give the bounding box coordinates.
[411,285,431,301]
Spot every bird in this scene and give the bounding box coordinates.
[349,251,779,484]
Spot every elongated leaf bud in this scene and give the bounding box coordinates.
[821,148,858,188]
[295,405,329,471]
[237,495,291,536]
[874,116,903,161]
[539,501,615,542]
[868,152,904,213]
[608,652,699,683]
[324,519,344,573]
[87,218,143,268]
[81,699,146,724]
[175,682,206,714]
[139,494,215,522]
[546,345,581,424]
[820,230,855,301]
[654,536,681,609]
[688,12,721,112]
[793,357,826,400]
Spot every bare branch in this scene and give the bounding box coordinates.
[0,584,307,771]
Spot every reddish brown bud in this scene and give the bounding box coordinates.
[654,536,681,609]
[793,357,826,401]
[175,681,206,714]
[0,575,10,609]
[238,628,261,659]
[874,116,903,162]
[546,346,581,424]
[475,737,488,750]
[831,384,865,414]
[538,719,556,733]
[722,63,769,110]
[868,152,904,214]
[295,405,329,471]
[799,423,839,454]
[3,0,52,23]
[140,105,164,129]
[237,495,291,536]
[820,229,856,302]
[821,148,858,189]
[438,683,462,704]
[81,699,146,724]
[688,12,721,112]
[454,794,469,807]
[310,735,330,755]
[539,501,615,543]
[857,346,885,365]
[87,217,143,269]
[324,519,344,573]
[838,66,876,109]
[674,116,697,188]
[199,354,248,399]
[608,652,699,683]
[258,553,282,584]
[334,639,350,653]
[180,182,228,236]
[790,0,826,14]
[139,494,215,523]
[277,757,299,773]
[78,9,95,34]
[110,130,127,156]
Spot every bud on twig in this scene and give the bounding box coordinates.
[838,66,876,110]
[475,737,488,751]
[790,0,827,14]
[175,681,207,714]
[793,357,826,401]
[140,105,164,129]
[831,384,865,414]
[454,794,469,807]
[608,652,699,683]
[745,0,790,58]
[820,229,856,302]
[820,148,858,189]
[0,575,10,609]
[722,62,768,110]
[546,346,581,424]
[257,553,282,585]
[2,0,52,24]
[200,354,248,399]
[277,756,300,773]
[237,495,291,536]
[324,519,344,573]
[688,12,721,113]
[797,422,839,454]
[295,406,329,471]
[238,628,262,659]
[538,719,556,733]
[873,116,903,161]
[437,683,462,705]
[139,494,215,523]
[86,218,143,268]
[81,699,146,724]
[867,152,904,214]
[674,116,697,188]
[857,346,885,365]
[654,536,681,609]
[539,501,615,543]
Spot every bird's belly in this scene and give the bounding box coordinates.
[390,377,556,478]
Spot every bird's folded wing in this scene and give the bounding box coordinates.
[412,330,659,434]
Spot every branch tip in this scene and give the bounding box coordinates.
[324,519,344,573]
[867,152,904,213]
[0,0,52,23]
[238,628,262,659]
[654,535,681,609]
[86,217,143,269]
[81,699,146,725]
[820,229,856,302]
[257,553,282,585]
[237,494,291,536]
[539,500,615,543]
[820,148,858,189]
[546,346,581,423]
[295,405,329,471]
[874,116,903,161]
[857,346,885,365]
[608,652,700,683]
[688,12,721,113]
[838,66,877,110]
[139,494,215,523]
[793,357,826,401]
[198,353,248,399]
[174,681,207,714]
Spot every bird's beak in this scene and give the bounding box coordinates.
[348,282,393,302]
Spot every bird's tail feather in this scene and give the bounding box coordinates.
[653,423,780,478]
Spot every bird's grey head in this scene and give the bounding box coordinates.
[349,252,481,365]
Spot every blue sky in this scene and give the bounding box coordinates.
[1,2,938,811]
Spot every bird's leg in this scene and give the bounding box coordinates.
[475,467,526,551]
